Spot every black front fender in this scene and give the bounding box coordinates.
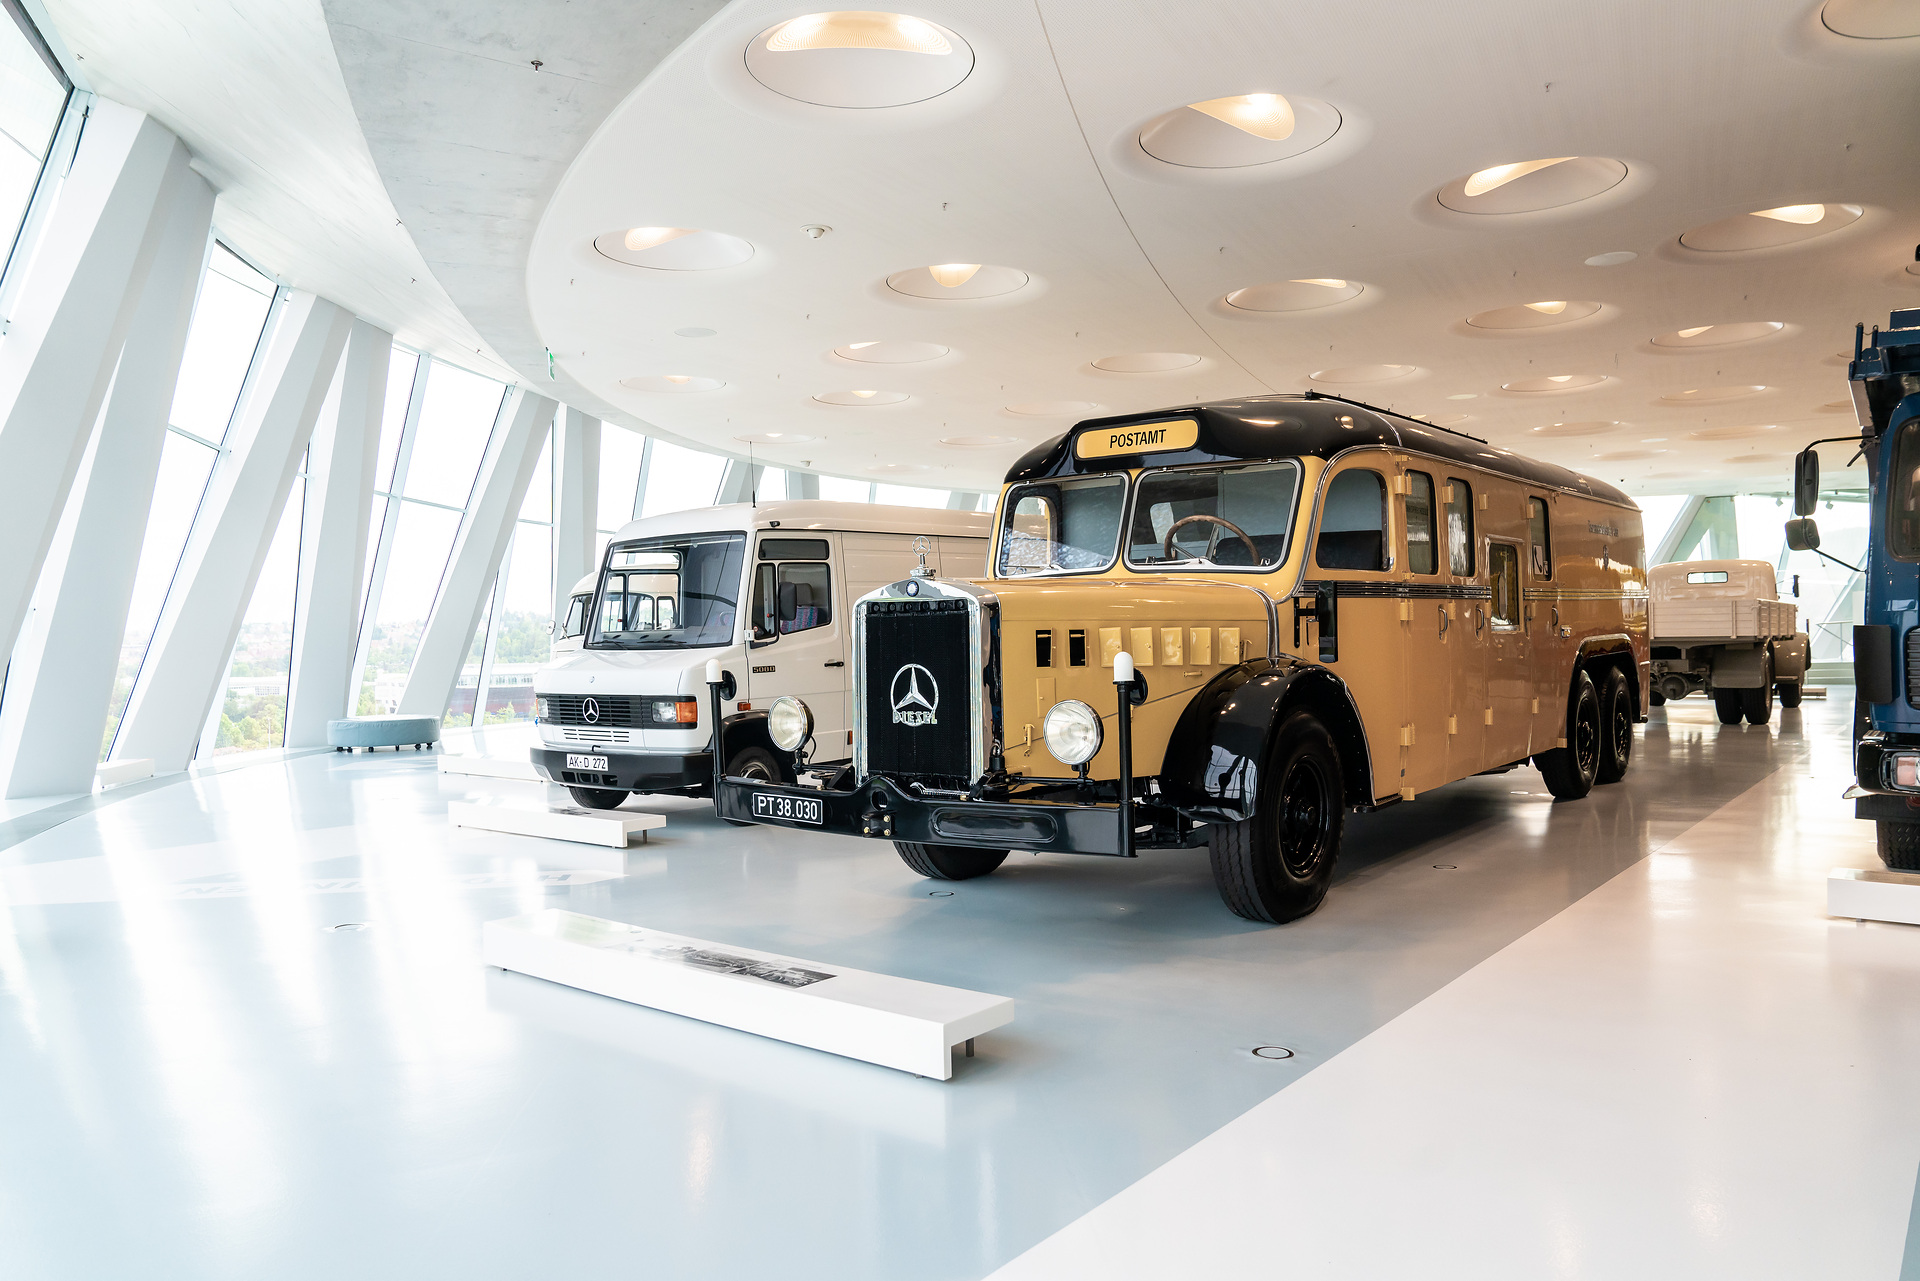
[1160,659,1375,821]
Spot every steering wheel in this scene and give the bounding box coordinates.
[1162,514,1259,565]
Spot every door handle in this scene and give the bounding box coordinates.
[824,660,845,668]
[1438,604,1449,636]
[1476,605,1485,635]
[1551,605,1560,632]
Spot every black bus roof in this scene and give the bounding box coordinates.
[1003,392,1635,507]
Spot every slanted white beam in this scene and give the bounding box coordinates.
[553,406,600,618]
[787,471,820,500]
[115,292,355,771]
[0,144,214,797]
[715,458,761,505]
[399,388,555,717]
[0,102,187,663]
[285,320,391,747]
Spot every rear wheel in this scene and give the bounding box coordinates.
[1713,691,1745,725]
[1876,821,1920,871]
[1208,710,1342,923]
[720,746,781,827]
[894,842,1009,880]
[1777,681,1803,709]
[1534,670,1600,800]
[568,786,628,810]
[1596,667,1633,784]
[1741,682,1773,726]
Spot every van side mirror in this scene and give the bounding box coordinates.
[1792,449,1820,516]
[1792,573,1801,598]
[1784,517,1820,552]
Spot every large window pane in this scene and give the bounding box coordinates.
[372,348,420,491]
[599,427,647,529]
[446,589,495,729]
[210,475,304,754]
[819,476,870,503]
[404,362,503,507]
[0,12,68,267]
[169,246,275,442]
[481,524,554,724]
[640,439,726,517]
[362,501,460,713]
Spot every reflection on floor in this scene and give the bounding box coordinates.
[0,698,1909,1280]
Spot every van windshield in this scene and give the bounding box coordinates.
[591,532,746,649]
[996,475,1127,576]
[1126,461,1300,571]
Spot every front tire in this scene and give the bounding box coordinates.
[568,786,629,810]
[1777,681,1803,709]
[1535,670,1600,800]
[1741,682,1773,726]
[720,746,782,827]
[1596,666,1633,784]
[1208,710,1342,924]
[1876,821,1920,871]
[894,842,1008,880]
[1713,691,1745,725]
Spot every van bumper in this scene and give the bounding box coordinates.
[531,747,710,795]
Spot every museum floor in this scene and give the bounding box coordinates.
[1,696,1915,1280]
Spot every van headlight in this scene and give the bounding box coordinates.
[535,697,549,719]
[1044,700,1103,767]
[768,696,813,753]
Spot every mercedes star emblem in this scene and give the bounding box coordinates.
[890,664,939,727]
[582,697,600,724]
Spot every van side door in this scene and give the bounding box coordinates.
[749,534,850,763]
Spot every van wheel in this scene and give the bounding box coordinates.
[1712,691,1744,725]
[568,787,629,810]
[1596,667,1633,784]
[720,746,781,827]
[1877,821,1920,871]
[1208,710,1342,924]
[1534,670,1599,800]
[894,843,1008,880]
[1741,682,1773,726]
[1777,681,1803,709]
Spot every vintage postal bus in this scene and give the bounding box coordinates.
[715,395,1649,923]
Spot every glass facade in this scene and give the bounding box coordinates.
[0,7,70,282]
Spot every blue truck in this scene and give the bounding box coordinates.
[1801,308,1920,868]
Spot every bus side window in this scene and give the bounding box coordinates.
[1528,496,1552,579]
[1489,543,1520,626]
[1315,470,1388,571]
[1406,471,1437,574]
[1444,479,1474,576]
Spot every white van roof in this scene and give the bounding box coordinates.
[569,573,596,596]
[604,501,991,545]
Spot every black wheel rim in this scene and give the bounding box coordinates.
[1277,757,1331,878]
[1574,696,1599,776]
[1612,700,1631,764]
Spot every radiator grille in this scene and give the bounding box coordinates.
[556,726,634,745]
[542,695,636,727]
[1906,628,1920,709]
[861,598,975,786]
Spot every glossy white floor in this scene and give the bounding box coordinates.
[1,699,1913,1279]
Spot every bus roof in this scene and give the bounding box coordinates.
[1005,392,1634,507]
[603,501,990,546]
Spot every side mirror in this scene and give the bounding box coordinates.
[1784,517,1821,552]
[1792,449,1820,516]
[1792,573,1801,598]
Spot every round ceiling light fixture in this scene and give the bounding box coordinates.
[675,327,717,338]
[1006,400,1105,417]
[1092,352,1201,373]
[1585,250,1637,267]
[734,431,815,444]
[593,227,754,270]
[940,434,1019,447]
[745,12,974,109]
[1660,385,1769,404]
[1595,449,1666,461]
[1687,423,1781,441]
[1311,364,1418,383]
[1137,92,1343,168]
[885,263,1028,299]
[1678,203,1863,252]
[1224,278,1363,312]
[814,389,908,405]
[1822,0,1920,38]
[833,340,949,363]
[1650,321,1786,349]
[1437,156,1628,214]
[1502,373,1606,393]
[1529,420,1620,437]
[620,374,725,393]
[1465,300,1603,330]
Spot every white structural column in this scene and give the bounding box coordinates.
[284,320,392,746]
[787,472,820,500]
[0,102,190,664]
[115,293,355,771]
[399,388,555,717]
[0,152,215,797]
[715,459,761,505]
[552,406,600,615]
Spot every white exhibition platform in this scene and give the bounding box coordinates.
[1829,866,1920,926]
[438,753,541,782]
[485,909,1015,1079]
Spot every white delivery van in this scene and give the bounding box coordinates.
[552,574,595,656]
[531,501,990,808]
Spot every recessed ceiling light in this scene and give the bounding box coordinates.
[833,340,949,363]
[1093,352,1201,373]
[620,374,725,393]
[664,375,690,384]
[1446,393,1477,400]
[940,434,1019,447]
[1439,157,1628,214]
[1005,400,1105,417]
[1823,0,1920,38]
[1223,278,1363,311]
[1659,385,1769,403]
[735,432,815,444]
[1528,420,1620,437]
[1651,321,1787,349]
[847,341,876,349]
[1502,373,1605,392]
[1466,300,1601,330]
[1688,423,1780,441]
[1525,301,1568,314]
[746,12,974,109]
[1585,251,1637,267]
[1596,449,1666,461]
[594,228,753,270]
[814,389,908,405]
[1138,94,1343,168]
[1310,364,1418,383]
[1679,203,1863,252]
[1676,326,1711,338]
[886,264,1028,300]
[675,327,717,338]
[1641,437,1668,442]
[852,389,878,397]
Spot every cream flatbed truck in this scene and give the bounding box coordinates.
[1646,558,1809,725]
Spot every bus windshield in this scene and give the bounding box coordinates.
[590,532,746,649]
[1126,461,1300,571]
[996,474,1127,576]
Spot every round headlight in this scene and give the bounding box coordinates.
[767,696,813,753]
[1043,699,1103,767]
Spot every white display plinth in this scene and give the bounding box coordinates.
[1828,867,1920,925]
[95,758,153,789]
[484,909,1014,1079]
[449,799,661,848]
[439,754,541,781]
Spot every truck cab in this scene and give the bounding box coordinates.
[552,573,594,656]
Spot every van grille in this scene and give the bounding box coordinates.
[542,695,636,727]
[860,598,976,786]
